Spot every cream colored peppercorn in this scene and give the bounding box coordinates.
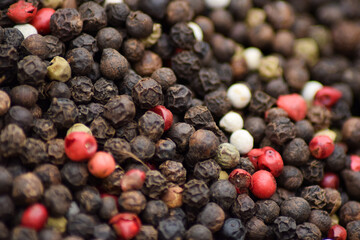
[47,56,71,82]
[14,24,38,39]
[243,47,263,70]
[41,0,64,9]
[66,123,92,136]
[301,80,323,104]
[314,129,337,142]
[219,111,244,133]
[246,8,266,28]
[259,56,283,80]
[188,22,203,42]
[219,171,229,180]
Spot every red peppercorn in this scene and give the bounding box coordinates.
[30,8,55,35]
[320,172,340,189]
[276,93,307,121]
[250,170,277,199]
[64,132,98,162]
[309,135,335,159]
[350,155,360,171]
[257,146,284,177]
[7,0,37,24]
[150,105,173,131]
[21,203,48,231]
[228,169,252,194]
[314,86,342,109]
[88,151,116,178]
[109,213,141,240]
[246,148,263,170]
[120,169,146,192]
[328,224,347,240]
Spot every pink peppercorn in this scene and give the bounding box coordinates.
[309,135,335,159]
[276,93,307,121]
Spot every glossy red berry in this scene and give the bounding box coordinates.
[7,0,37,24]
[88,151,116,178]
[314,86,342,109]
[64,132,98,161]
[150,105,173,131]
[328,224,347,240]
[309,135,335,159]
[258,146,283,177]
[250,170,277,199]
[350,155,360,172]
[276,93,307,121]
[109,213,141,240]
[21,204,48,231]
[30,8,55,35]
[120,169,146,192]
[320,172,340,189]
[228,169,252,194]
[246,148,263,170]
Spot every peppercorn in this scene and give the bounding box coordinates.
[301,159,324,184]
[61,162,89,188]
[0,123,26,158]
[12,172,43,205]
[10,85,38,108]
[122,38,144,63]
[158,161,186,185]
[170,22,195,50]
[67,213,96,239]
[67,76,94,103]
[295,222,322,240]
[46,139,65,165]
[11,226,37,240]
[282,138,310,167]
[116,120,138,142]
[197,202,225,233]
[215,143,240,169]
[265,117,296,145]
[150,68,176,91]
[117,190,146,214]
[280,197,311,224]
[69,34,98,57]
[75,186,101,214]
[166,0,193,25]
[77,1,107,33]
[194,159,221,184]
[273,216,297,240]
[185,224,211,240]
[245,216,269,240]
[34,164,61,189]
[255,199,280,224]
[249,90,275,115]
[171,51,201,82]
[93,224,116,240]
[43,184,72,217]
[142,170,167,199]
[184,105,214,129]
[153,139,175,163]
[0,195,14,221]
[103,138,130,163]
[182,179,209,208]
[347,220,360,240]
[46,98,78,129]
[324,188,342,215]
[300,185,327,210]
[4,105,33,133]
[17,55,47,86]
[99,48,129,81]
[157,217,186,240]
[0,90,10,116]
[138,111,164,141]
[161,185,183,209]
[237,157,256,175]
[100,167,124,195]
[38,228,62,240]
[99,196,118,220]
[43,35,65,59]
[187,129,219,163]
[105,2,129,27]
[132,77,163,109]
[342,117,360,149]
[46,81,71,100]
[92,78,118,104]
[50,8,82,41]
[203,90,231,118]
[3,28,24,49]
[130,135,155,160]
[307,209,331,234]
[134,225,158,240]
[90,116,116,145]
[211,34,236,63]
[231,193,256,222]
[209,180,237,211]
[278,166,303,190]
[141,199,168,227]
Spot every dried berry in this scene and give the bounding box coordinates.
[50,8,83,41]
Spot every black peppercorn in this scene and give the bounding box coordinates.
[50,8,83,42]
[21,34,50,60]
[210,34,236,63]
[134,51,163,77]
[339,200,360,226]
[104,138,131,164]
[308,209,331,234]
[3,28,23,49]
[0,167,12,195]
[4,106,33,133]
[44,184,72,217]
[126,11,153,38]
[324,188,342,215]
[236,157,256,175]
[76,186,102,214]
[12,173,44,205]
[17,55,47,86]
[273,216,297,240]
[280,197,311,224]
[272,30,294,58]
[265,78,289,99]
[278,165,303,190]
[68,76,94,103]
[11,226,37,240]
[197,202,225,233]
[152,33,174,60]
[99,196,118,220]
[306,105,332,131]
[210,180,237,211]
[90,116,116,145]
[183,179,209,208]
[118,190,146,214]
[185,224,213,240]
[123,38,145,62]
[47,139,67,165]
[265,117,296,145]
[134,225,158,240]
[45,81,71,100]
[106,3,130,27]
[154,138,176,162]
[93,224,116,240]
[249,90,276,116]
[66,47,94,76]
[61,162,89,188]
[96,27,123,51]
[246,216,269,240]
[69,34,99,57]
[295,119,314,143]
[100,168,124,195]
[67,213,96,239]
[138,111,164,141]
[142,170,168,199]
[231,194,257,222]
[141,200,169,227]
[166,0,193,25]
[326,144,346,171]
[301,185,327,210]
[342,117,360,149]
[301,160,324,184]
[151,68,177,91]
[165,84,193,114]
[187,129,219,163]
[170,22,195,50]
[78,2,107,33]
[296,222,321,240]
[10,85,38,108]
[103,95,136,128]
[255,199,280,224]
[159,161,186,185]
[171,51,201,82]
[0,195,14,221]
[34,164,61,189]
[100,48,129,81]
[347,220,360,240]
[131,135,155,160]
[193,159,221,184]
[210,8,234,35]
[116,120,138,142]
[0,124,26,158]
[38,228,62,240]
[93,78,118,104]
[166,122,195,153]
[132,77,163,109]
[282,138,310,167]
[44,35,66,59]
[47,98,78,129]
[158,217,186,240]
[244,116,266,144]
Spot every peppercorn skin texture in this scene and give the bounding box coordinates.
[250,170,277,199]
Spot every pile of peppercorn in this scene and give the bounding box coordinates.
[1,0,360,239]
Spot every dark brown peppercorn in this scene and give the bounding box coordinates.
[38,228,62,240]
[272,30,294,57]
[326,144,346,172]
[118,190,146,214]
[93,78,118,104]
[47,98,78,129]
[347,220,360,240]
[185,224,213,240]
[324,188,342,215]
[106,3,130,27]
[342,117,360,149]
[154,138,176,162]
[295,119,314,143]
[341,170,360,201]
[0,44,19,73]
[280,197,311,224]
[126,11,153,38]
[66,48,94,76]
[165,84,193,113]
[210,180,237,211]
[21,34,50,60]
[138,111,164,141]
[158,217,186,240]
[166,0,193,25]
[265,107,288,123]
[68,76,94,103]
[246,217,269,240]
[116,120,138,142]
[265,78,289,98]
[273,216,297,240]
[210,34,236,63]
[339,201,360,226]
[183,179,209,208]
[0,124,26,158]
[142,170,168,199]
[184,105,214,129]
[76,186,102,214]
[249,90,276,116]
[69,34,99,56]
[308,210,331,234]
[10,85,38,108]
[306,105,332,131]
[166,122,195,153]
[195,16,214,42]
[282,138,310,167]
[93,224,116,240]
[131,135,155,160]
[132,77,163,109]
[278,166,303,190]
[265,1,295,29]
[248,23,275,49]
[90,116,116,145]
[19,138,47,166]
[78,2,107,33]
[61,162,89,188]
[46,81,71,100]
[96,27,123,51]
[194,159,221,184]
[17,55,47,86]
[44,35,65,59]
[104,138,131,164]
[134,225,158,240]
[99,196,118,220]
[231,194,257,222]
[209,9,234,35]
[332,21,360,56]
[11,227,37,240]
[47,139,67,165]
[123,38,145,62]
[244,116,266,144]
[50,8,83,42]
[141,200,169,227]
[160,161,186,185]
[4,106,33,132]
[100,168,124,195]
[0,195,14,221]
[134,51,162,76]
[3,28,23,49]
[152,33,174,60]
[34,164,61,189]
[103,95,135,128]
[255,200,280,224]
[78,103,104,125]
[301,160,324,184]
[193,68,222,97]
[197,202,225,233]
[204,90,231,118]
[236,157,256,175]
[44,184,72,217]
[265,117,296,145]
[100,48,129,81]
[187,129,219,163]
[170,22,196,50]
[67,213,96,239]
[301,185,327,210]
[119,70,142,96]
[171,51,201,82]
[296,222,321,240]
[12,173,44,205]
[0,167,12,195]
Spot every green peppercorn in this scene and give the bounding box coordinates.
[47,56,71,82]
[216,143,240,169]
